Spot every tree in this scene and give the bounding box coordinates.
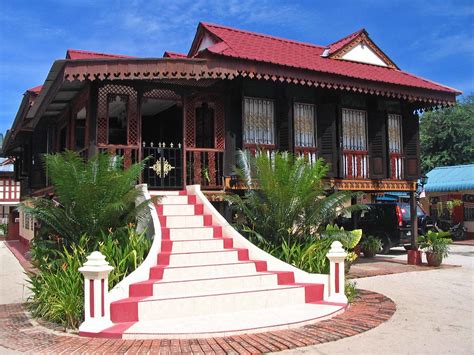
[420,95,474,173]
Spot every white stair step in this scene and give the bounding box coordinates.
[123,303,344,339]
[165,215,206,228]
[161,204,197,216]
[160,195,190,205]
[168,227,215,240]
[170,238,227,252]
[165,250,240,267]
[138,285,306,321]
[152,273,279,297]
[150,191,183,196]
[161,261,259,281]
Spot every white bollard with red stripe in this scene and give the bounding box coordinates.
[79,251,114,333]
[326,241,348,303]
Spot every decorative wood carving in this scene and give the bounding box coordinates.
[329,178,416,191]
[97,84,138,145]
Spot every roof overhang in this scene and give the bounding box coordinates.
[18,55,459,145]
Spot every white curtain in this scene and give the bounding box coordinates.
[342,108,367,151]
[243,97,275,145]
[294,103,316,148]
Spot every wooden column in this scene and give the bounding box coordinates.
[409,190,418,249]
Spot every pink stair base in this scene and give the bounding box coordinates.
[82,190,330,338]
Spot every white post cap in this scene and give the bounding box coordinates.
[79,251,113,275]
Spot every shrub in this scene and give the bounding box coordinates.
[417,230,452,258]
[345,280,358,304]
[227,150,361,244]
[19,151,152,248]
[27,226,151,329]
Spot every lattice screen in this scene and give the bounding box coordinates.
[97,84,138,145]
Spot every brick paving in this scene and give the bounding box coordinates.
[0,290,395,354]
[348,256,458,279]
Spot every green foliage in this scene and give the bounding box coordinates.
[0,223,7,235]
[345,280,358,304]
[227,151,364,274]
[417,230,452,258]
[27,226,151,329]
[19,151,152,247]
[227,150,360,246]
[420,95,474,173]
[360,235,382,257]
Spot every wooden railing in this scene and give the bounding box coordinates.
[186,148,224,189]
[342,150,369,179]
[390,153,403,180]
[295,147,318,165]
[98,145,140,168]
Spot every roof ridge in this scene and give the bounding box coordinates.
[66,49,134,59]
[201,22,325,50]
[329,28,366,47]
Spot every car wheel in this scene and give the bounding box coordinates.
[379,236,391,254]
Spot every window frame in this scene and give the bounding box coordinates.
[242,96,276,149]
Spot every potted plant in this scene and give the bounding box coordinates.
[360,235,382,258]
[417,230,452,267]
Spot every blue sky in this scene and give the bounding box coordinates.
[1,0,473,135]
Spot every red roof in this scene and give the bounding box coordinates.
[328,28,365,55]
[66,49,135,60]
[27,85,43,94]
[197,22,460,94]
[163,51,187,58]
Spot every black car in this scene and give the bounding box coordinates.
[337,202,433,254]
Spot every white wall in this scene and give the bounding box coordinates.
[341,42,388,67]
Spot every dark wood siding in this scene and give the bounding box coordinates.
[402,106,420,180]
[368,99,388,179]
[317,102,338,177]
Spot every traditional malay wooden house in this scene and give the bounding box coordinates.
[1,22,461,339]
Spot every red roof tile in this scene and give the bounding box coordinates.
[66,49,135,60]
[163,51,187,58]
[328,28,365,55]
[27,85,43,94]
[198,22,460,94]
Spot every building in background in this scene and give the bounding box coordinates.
[423,164,474,239]
[0,157,21,238]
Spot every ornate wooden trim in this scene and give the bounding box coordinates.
[329,178,416,192]
[330,32,397,69]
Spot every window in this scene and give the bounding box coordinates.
[388,114,402,153]
[294,103,316,148]
[108,95,128,145]
[342,108,367,151]
[74,106,87,150]
[465,202,474,221]
[243,97,274,146]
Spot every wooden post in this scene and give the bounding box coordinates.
[409,190,418,249]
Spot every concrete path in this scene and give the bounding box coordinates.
[0,241,31,304]
[279,244,474,354]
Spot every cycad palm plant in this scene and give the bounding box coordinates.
[227,150,359,248]
[19,151,151,248]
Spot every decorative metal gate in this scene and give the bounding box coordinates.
[142,143,183,189]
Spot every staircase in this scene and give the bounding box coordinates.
[82,187,346,339]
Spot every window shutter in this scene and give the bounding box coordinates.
[402,109,420,180]
[278,99,290,151]
[317,103,338,177]
[368,108,387,179]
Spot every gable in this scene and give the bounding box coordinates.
[341,42,388,67]
[329,31,397,69]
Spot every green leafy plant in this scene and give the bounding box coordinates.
[0,223,7,235]
[360,235,382,258]
[19,151,153,248]
[227,150,361,247]
[321,224,362,269]
[345,280,358,304]
[417,230,452,259]
[27,227,151,329]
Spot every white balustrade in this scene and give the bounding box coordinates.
[326,241,348,303]
[78,251,114,334]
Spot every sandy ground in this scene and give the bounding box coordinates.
[279,244,474,355]
[0,241,31,304]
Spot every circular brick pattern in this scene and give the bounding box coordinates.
[0,290,395,354]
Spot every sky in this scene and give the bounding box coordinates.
[0,0,473,135]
